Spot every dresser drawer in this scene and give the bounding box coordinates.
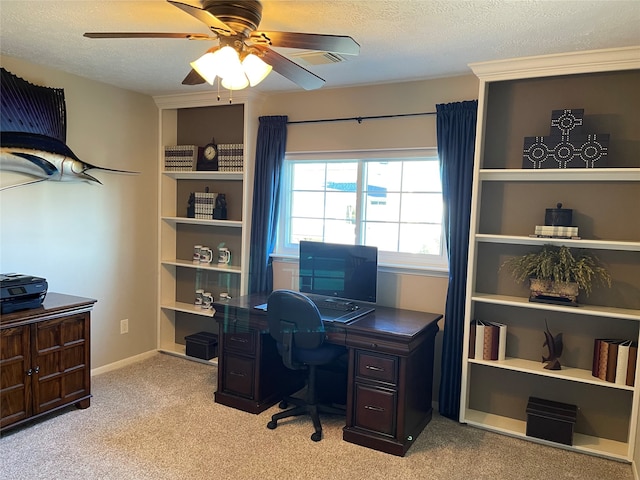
[222,354,255,399]
[355,351,398,385]
[223,332,256,355]
[353,384,397,437]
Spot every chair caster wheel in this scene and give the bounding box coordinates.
[278,400,288,409]
[267,420,277,430]
[311,431,322,442]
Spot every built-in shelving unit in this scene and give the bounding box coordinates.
[459,47,640,462]
[153,91,259,363]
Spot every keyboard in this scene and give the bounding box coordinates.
[253,295,360,313]
[314,298,358,312]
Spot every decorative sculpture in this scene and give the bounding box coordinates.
[522,108,609,169]
[0,67,136,190]
[542,319,563,370]
[213,193,227,220]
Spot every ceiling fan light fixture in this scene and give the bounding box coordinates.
[189,50,220,85]
[192,45,271,90]
[216,45,243,72]
[242,53,272,86]
[191,45,245,87]
[221,71,250,90]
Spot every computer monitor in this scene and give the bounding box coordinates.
[299,241,378,303]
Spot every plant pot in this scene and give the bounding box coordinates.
[529,278,579,306]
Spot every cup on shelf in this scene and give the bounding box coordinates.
[202,292,214,310]
[217,247,231,265]
[194,289,204,309]
[199,246,214,265]
[193,245,202,264]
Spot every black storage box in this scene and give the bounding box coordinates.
[185,331,218,360]
[526,396,577,445]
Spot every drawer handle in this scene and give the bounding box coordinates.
[230,337,249,343]
[365,365,384,372]
[364,405,385,412]
[229,371,246,377]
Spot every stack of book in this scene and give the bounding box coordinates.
[217,143,243,172]
[592,339,637,386]
[469,320,507,361]
[164,145,198,172]
[194,191,218,219]
[531,225,579,239]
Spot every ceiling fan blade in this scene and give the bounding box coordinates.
[256,46,325,91]
[168,0,236,36]
[250,32,360,56]
[83,32,214,40]
[182,69,206,85]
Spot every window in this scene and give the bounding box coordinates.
[275,149,448,272]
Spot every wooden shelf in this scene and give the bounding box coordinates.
[162,171,243,180]
[461,48,640,463]
[158,343,219,367]
[479,168,640,182]
[161,216,243,228]
[156,99,253,382]
[162,259,242,274]
[475,234,640,251]
[160,301,216,317]
[463,409,630,461]
[468,357,635,391]
[471,293,640,321]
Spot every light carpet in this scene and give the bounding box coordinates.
[0,353,633,480]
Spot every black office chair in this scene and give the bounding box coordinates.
[266,289,347,441]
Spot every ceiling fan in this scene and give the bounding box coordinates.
[84,0,360,91]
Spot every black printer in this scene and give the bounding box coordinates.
[0,273,48,314]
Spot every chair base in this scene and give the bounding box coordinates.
[266,395,345,442]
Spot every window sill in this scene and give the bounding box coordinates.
[270,254,449,279]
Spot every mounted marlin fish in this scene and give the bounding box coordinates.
[0,67,136,190]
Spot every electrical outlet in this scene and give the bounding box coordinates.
[120,318,129,334]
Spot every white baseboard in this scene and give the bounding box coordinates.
[91,349,158,376]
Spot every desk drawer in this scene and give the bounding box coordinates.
[222,354,255,399]
[353,384,396,437]
[355,351,398,385]
[325,330,346,345]
[223,332,256,355]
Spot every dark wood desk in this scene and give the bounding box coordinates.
[1,293,96,431]
[212,293,441,456]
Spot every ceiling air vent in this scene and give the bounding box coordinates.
[290,51,347,67]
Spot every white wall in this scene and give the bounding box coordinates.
[0,56,159,369]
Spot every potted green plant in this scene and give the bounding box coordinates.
[500,244,611,305]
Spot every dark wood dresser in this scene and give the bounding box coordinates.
[1,293,96,431]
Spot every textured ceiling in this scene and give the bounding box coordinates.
[1,0,639,96]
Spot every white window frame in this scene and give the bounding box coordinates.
[273,148,449,276]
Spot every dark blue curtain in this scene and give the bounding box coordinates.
[249,115,288,294]
[436,100,478,420]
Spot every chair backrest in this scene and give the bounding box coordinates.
[267,290,326,369]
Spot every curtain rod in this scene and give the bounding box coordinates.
[287,111,436,125]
